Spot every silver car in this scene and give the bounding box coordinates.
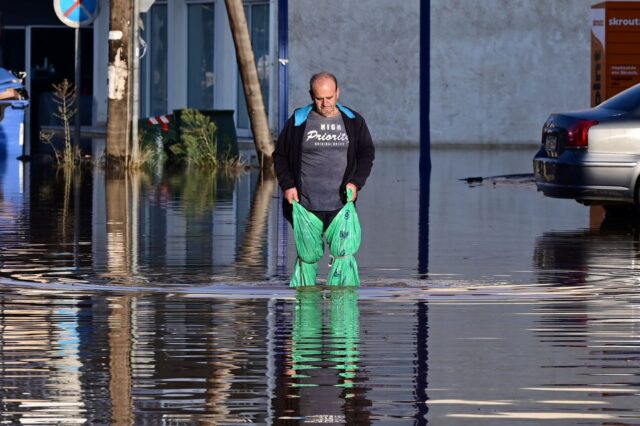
[533,82,640,210]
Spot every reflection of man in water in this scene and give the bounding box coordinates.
[280,288,369,423]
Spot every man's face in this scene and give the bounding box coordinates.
[310,78,340,117]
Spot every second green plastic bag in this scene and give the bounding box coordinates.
[325,188,361,286]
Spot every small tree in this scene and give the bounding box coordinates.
[40,79,79,167]
[51,79,78,165]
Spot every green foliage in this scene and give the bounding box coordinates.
[174,108,219,168]
[135,127,166,170]
[137,126,159,151]
[135,109,246,172]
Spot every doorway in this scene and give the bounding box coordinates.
[26,26,93,156]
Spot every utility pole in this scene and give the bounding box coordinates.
[131,0,141,164]
[106,0,134,167]
[225,0,274,169]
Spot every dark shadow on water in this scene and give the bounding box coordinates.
[533,212,640,286]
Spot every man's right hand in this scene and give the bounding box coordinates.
[284,187,299,204]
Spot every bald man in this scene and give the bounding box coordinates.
[273,72,375,231]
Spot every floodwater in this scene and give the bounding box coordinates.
[2,139,640,424]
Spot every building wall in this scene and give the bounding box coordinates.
[289,0,593,146]
[430,0,591,146]
[287,0,420,145]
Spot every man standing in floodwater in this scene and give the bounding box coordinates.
[273,71,375,280]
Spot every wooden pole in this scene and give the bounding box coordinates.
[224,0,274,169]
[106,0,134,167]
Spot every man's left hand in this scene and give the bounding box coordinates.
[346,183,358,201]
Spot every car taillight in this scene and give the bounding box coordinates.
[566,120,599,148]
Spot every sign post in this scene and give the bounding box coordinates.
[53,0,99,151]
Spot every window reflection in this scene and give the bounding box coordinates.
[188,2,215,109]
[140,3,168,116]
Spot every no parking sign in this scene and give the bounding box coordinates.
[53,0,99,28]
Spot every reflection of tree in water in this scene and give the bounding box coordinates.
[235,171,276,275]
[283,288,371,424]
[33,167,87,249]
[165,168,236,217]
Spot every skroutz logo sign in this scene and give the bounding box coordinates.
[608,17,640,26]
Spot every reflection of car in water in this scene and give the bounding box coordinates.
[533,216,640,286]
[533,83,640,212]
[0,68,29,209]
[0,67,29,157]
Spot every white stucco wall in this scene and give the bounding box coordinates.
[288,0,595,146]
[288,0,420,145]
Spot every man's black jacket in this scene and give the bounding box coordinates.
[273,104,375,208]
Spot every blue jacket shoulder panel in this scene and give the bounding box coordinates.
[293,103,356,126]
[294,105,313,126]
[337,103,355,119]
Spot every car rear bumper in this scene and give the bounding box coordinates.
[533,148,639,204]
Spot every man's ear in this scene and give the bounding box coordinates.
[336,87,340,101]
[309,90,314,101]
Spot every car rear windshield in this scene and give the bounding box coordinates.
[598,83,640,112]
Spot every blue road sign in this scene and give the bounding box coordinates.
[53,0,99,28]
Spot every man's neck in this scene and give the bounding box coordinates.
[314,109,340,118]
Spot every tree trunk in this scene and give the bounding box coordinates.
[224,0,274,169]
[106,0,134,167]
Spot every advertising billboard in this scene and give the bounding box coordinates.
[591,2,640,106]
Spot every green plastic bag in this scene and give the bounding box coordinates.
[290,188,361,287]
[290,201,324,287]
[325,188,361,286]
